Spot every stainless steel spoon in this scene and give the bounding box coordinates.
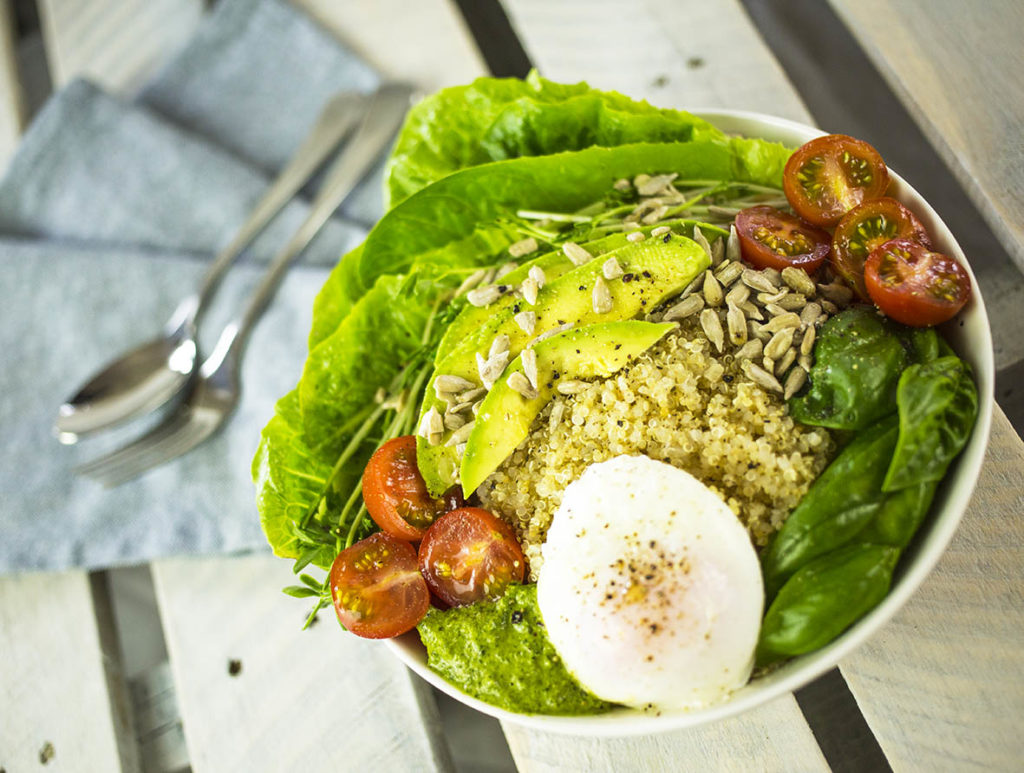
[55,90,366,442]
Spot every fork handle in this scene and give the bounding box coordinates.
[183,91,366,331]
[203,83,414,376]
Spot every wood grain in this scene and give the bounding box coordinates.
[293,0,487,91]
[839,406,1024,771]
[36,0,203,92]
[826,0,1024,271]
[0,571,140,771]
[150,554,454,772]
[502,0,810,123]
[503,694,829,773]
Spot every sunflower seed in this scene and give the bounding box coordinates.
[799,353,814,372]
[749,319,771,342]
[642,205,669,224]
[763,267,783,286]
[764,327,796,360]
[744,360,783,393]
[711,237,725,265]
[800,324,817,355]
[557,379,587,395]
[818,282,854,306]
[727,224,741,263]
[715,260,743,287]
[456,268,489,297]
[775,293,807,311]
[563,241,593,266]
[528,265,546,288]
[762,312,802,334]
[602,257,625,280]
[593,277,614,314]
[447,401,473,416]
[472,401,482,416]
[446,421,475,446]
[784,367,807,399]
[775,347,797,377]
[725,281,750,307]
[679,272,705,299]
[419,406,444,445]
[757,289,788,305]
[549,400,566,430]
[626,231,646,242]
[727,302,748,345]
[700,308,725,353]
[466,284,502,307]
[514,310,537,335]
[781,266,817,297]
[521,277,539,305]
[521,347,539,389]
[742,269,777,294]
[800,302,823,328]
[477,350,509,389]
[735,338,764,360]
[507,371,539,399]
[740,301,764,321]
[456,387,486,404]
[637,173,678,196]
[531,323,573,346]
[765,302,789,318]
[650,225,672,237]
[613,178,632,191]
[444,411,467,430]
[702,270,724,307]
[763,355,775,373]
[663,294,705,321]
[495,262,518,279]
[435,374,476,396]
[694,226,714,261]
[633,173,652,189]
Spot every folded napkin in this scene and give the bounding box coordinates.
[0,0,385,573]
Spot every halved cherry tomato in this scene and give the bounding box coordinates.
[832,197,931,299]
[329,532,430,639]
[864,239,971,327]
[783,134,889,227]
[418,507,526,607]
[735,205,831,274]
[363,435,442,541]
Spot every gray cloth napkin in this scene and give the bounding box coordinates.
[0,0,386,573]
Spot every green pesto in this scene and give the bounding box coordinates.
[416,584,615,715]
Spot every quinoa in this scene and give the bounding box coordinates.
[477,324,835,578]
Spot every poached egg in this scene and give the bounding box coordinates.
[536,455,763,710]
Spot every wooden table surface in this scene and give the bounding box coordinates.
[1,1,1022,771]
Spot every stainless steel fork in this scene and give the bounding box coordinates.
[75,83,414,486]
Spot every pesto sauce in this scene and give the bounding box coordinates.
[416,584,615,715]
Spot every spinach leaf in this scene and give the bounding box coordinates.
[883,356,979,491]
[762,416,899,595]
[756,544,900,666]
[385,71,725,206]
[362,140,789,291]
[789,308,909,430]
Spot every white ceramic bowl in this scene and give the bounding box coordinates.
[384,110,995,735]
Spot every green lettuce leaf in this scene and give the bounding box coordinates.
[385,71,725,206]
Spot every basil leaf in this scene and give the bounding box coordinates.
[883,356,979,491]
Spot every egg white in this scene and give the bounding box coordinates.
[537,455,764,710]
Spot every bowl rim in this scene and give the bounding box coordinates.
[383,108,995,735]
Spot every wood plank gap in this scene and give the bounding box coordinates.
[453,0,533,78]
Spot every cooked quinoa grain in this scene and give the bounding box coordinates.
[477,325,835,578]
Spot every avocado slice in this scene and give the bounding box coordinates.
[416,233,709,495]
[435,221,724,363]
[461,320,676,496]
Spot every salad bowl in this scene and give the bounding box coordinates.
[383,109,995,735]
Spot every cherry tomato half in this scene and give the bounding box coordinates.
[864,239,971,327]
[734,205,831,274]
[783,134,889,228]
[418,507,526,607]
[832,197,931,300]
[330,532,430,639]
[363,436,442,541]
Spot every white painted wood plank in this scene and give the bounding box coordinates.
[827,0,1024,271]
[151,553,453,772]
[294,0,488,91]
[503,694,829,773]
[502,0,810,122]
[839,406,1024,771]
[0,0,24,173]
[0,571,140,771]
[37,0,204,93]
